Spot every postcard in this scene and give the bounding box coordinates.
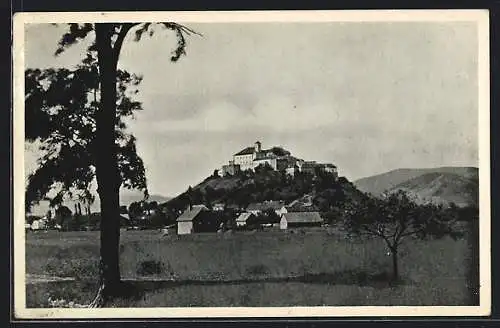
[13,9,490,319]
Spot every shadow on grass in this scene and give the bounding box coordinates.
[27,269,405,307]
[117,269,404,300]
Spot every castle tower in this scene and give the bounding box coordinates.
[254,141,262,153]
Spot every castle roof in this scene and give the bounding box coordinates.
[234,144,291,157]
[234,147,255,156]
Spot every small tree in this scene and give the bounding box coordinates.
[344,190,458,281]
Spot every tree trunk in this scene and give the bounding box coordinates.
[90,23,122,307]
[391,249,399,282]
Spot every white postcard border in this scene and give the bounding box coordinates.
[12,9,491,319]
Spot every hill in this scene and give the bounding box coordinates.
[121,193,171,206]
[354,167,478,196]
[388,172,479,207]
[163,169,368,218]
[353,166,478,207]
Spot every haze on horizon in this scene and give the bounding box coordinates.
[24,21,479,198]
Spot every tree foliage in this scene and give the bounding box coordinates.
[54,23,199,62]
[25,55,148,210]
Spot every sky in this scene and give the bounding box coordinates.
[24,21,479,197]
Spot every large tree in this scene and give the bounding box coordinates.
[26,23,198,306]
[344,190,460,281]
[25,55,148,209]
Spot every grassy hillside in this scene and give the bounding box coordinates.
[389,172,479,207]
[353,167,478,200]
[164,169,368,217]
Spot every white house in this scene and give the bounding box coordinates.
[235,212,255,227]
[176,205,209,235]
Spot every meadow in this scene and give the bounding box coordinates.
[25,224,479,307]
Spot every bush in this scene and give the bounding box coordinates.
[137,260,167,276]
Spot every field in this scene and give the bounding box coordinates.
[25,224,479,308]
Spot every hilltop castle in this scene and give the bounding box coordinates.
[220,141,338,178]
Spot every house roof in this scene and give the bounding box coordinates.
[176,205,209,222]
[246,201,285,211]
[281,212,323,224]
[287,195,313,208]
[236,212,255,222]
[234,147,255,156]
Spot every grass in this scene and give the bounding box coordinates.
[25,224,479,308]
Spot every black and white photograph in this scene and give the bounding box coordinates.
[13,10,490,318]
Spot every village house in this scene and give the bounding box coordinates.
[285,195,319,212]
[235,212,256,228]
[280,212,323,230]
[176,204,209,235]
[246,200,288,216]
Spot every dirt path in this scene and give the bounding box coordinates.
[26,274,76,284]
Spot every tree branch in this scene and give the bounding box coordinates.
[360,225,394,248]
[399,226,427,238]
[112,23,136,66]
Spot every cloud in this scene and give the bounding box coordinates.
[24,22,480,196]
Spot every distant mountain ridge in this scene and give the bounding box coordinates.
[353,166,478,207]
